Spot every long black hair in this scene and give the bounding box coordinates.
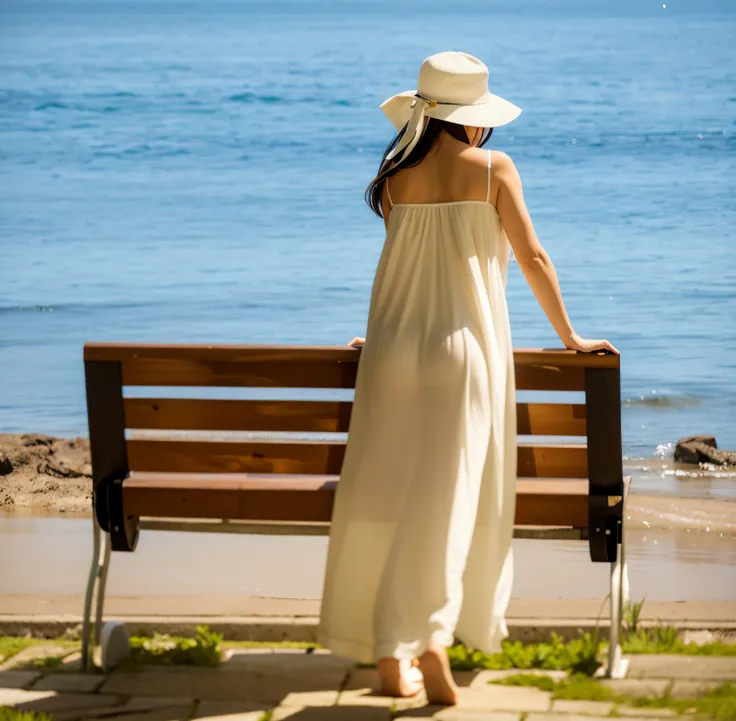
[365,119,493,218]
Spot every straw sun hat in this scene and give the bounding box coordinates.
[380,51,521,162]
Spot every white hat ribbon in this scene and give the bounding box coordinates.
[380,52,522,159]
[385,94,436,163]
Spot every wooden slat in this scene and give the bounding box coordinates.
[87,343,618,368]
[515,478,588,527]
[123,472,589,528]
[125,398,583,436]
[85,343,617,390]
[124,473,337,523]
[126,439,586,478]
[514,349,619,369]
[122,358,358,388]
[127,439,347,475]
[516,403,586,436]
[86,344,361,363]
[515,363,585,391]
[518,444,588,478]
[124,398,353,433]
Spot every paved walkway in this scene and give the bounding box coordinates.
[2,595,735,643]
[1,650,734,721]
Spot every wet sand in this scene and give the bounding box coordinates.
[1,515,734,603]
[2,433,734,610]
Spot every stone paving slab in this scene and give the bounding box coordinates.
[552,699,614,715]
[100,665,348,705]
[336,687,389,706]
[615,708,677,717]
[450,671,483,688]
[627,654,736,680]
[89,706,193,721]
[526,716,622,721]
[341,668,381,691]
[193,700,270,721]
[451,685,551,712]
[272,706,390,720]
[340,668,551,714]
[221,650,355,674]
[0,669,42,689]
[340,686,429,712]
[469,669,568,684]
[395,710,520,720]
[0,688,57,706]
[278,690,339,707]
[338,668,429,711]
[0,688,125,721]
[599,679,672,697]
[670,680,728,698]
[0,645,71,670]
[57,652,83,672]
[32,672,106,693]
[124,696,197,712]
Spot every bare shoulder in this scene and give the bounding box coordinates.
[462,144,492,168]
[460,145,495,195]
[491,150,520,184]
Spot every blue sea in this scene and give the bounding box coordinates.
[1,0,735,472]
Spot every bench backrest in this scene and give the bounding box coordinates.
[84,344,623,561]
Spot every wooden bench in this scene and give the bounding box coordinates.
[81,343,629,676]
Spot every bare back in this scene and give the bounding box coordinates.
[381,135,502,228]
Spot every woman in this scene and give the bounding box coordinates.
[318,51,618,706]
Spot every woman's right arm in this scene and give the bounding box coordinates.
[493,152,618,355]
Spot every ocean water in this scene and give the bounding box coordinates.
[1,1,735,472]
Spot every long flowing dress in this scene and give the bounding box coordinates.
[318,151,517,663]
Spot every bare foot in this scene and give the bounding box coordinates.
[377,657,424,698]
[418,645,459,705]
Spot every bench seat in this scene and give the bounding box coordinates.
[123,472,590,528]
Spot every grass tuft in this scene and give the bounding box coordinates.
[223,640,318,650]
[0,709,52,721]
[18,657,65,672]
[128,625,222,667]
[448,631,604,675]
[494,673,559,693]
[0,638,35,664]
[0,637,77,667]
[622,627,736,656]
[491,675,736,721]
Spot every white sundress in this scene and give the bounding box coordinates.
[318,149,517,663]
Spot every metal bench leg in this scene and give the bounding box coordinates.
[94,530,112,648]
[81,515,112,672]
[606,526,630,678]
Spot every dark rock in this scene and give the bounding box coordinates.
[21,434,55,447]
[698,445,736,466]
[36,459,85,478]
[0,453,13,476]
[678,435,717,450]
[675,436,736,466]
[675,442,700,464]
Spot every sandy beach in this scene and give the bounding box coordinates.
[2,432,735,616]
[0,434,91,513]
[2,433,735,534]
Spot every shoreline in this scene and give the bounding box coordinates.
[2,433,735,534]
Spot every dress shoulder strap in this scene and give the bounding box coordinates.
[486,149,492,204]
[385,178,394,209]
